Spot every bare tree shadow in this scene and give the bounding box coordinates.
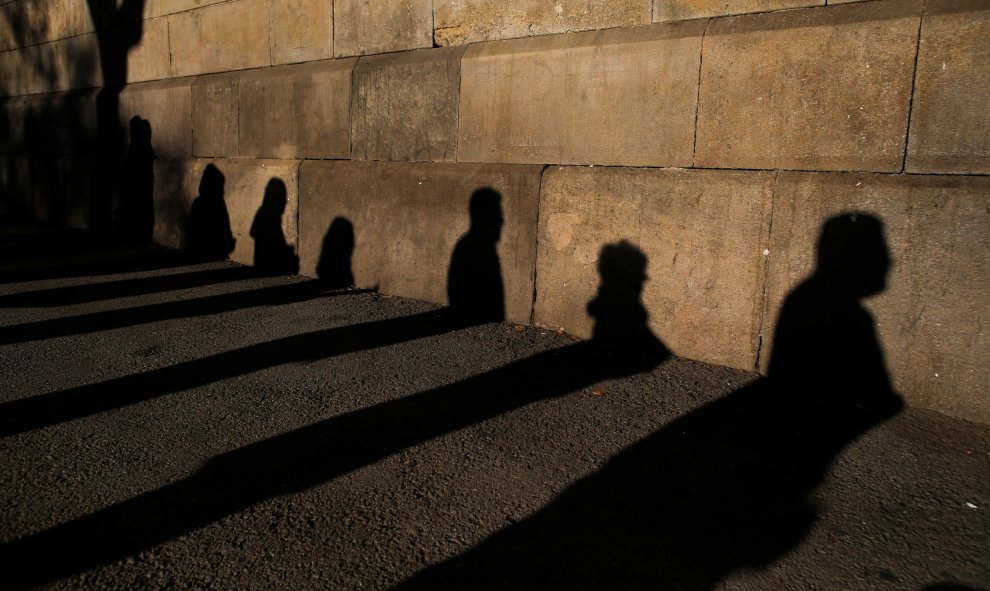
[393,213,903,590]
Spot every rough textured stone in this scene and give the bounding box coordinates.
[168,0,271,77]
[458,20,705,167]
[695,0,921,172]
[238,59,355,159]
[0,96,31,154]
[51,33,102,92]
[126,16,171,83]
[653,0,820,22]
[0,0,93,50]
[434,0,650,46]
[763,172,990,423]
[333,0,432,57]
[270,0,334,65]
[152,158,197,250]
[146,0,231,19]
[192,72,240,158]
[298,160,542,323]
[535,166,774,370]
[119,78,193,158]
[350,46,466,162]
[906,0,990,174]
[22,90,99,155]
[30,157,63,223]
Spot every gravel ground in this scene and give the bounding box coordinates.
[0,230,987,590]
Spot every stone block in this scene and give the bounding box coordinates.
[168,0,271,77]
[434,0,650,46]
[653,0,821,23]
[30,157,64,223]
[146,0,231,19]
[0,0,92,50]
[458,20,705,167]
[152,158,198,250]
[534,166,775,370]
[351,46,466,162]
[23,89,100,155]
[61,156,94,229]
[0,96,30,154]
[119,78,194,158]
[270,0,334,65]
[238,59,355,159]
[333,0,432,57]
[192,72,240,158]
[0,43,58,97]
[126,16,171,83]
[298,160,542,323]
[906,0,990,174]
[695,0,921,172]
[0,157,33,218]
[51,33,102,92]
[763,172,990,423]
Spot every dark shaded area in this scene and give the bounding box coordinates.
[250,178,299,276]
[447,188,505,323]
[393,213,903,590]
[0,241,669,589]
[0,280,373,346]
[187,164,235,261]
[0,265,258,308]
[113,115,155,245]
[316,216,356,289]
[0,246,197,286]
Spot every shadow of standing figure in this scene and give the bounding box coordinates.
[316,216,355,289]
[447,187,505,323]
[186,164,235,261]
[113,115,155,245]
[392,215,902,591]
[250,178,299,276]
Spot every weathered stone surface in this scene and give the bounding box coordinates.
[653,0,820,22]
[270,0,334,65]
[152,158,197,249]
[434,0,650,46]
[30,157,64,223]
[906,0,990,174]
[119,78,193,158]
[333,0,432,57]
[695,0,921,172]
[239,59,354,159]
[51,33,102,91]
[763,172,990,423]
[146,0,230,19]
[168,0,271,77]
[535,166,774,370]
[351,46,466,162]
[0,157,33,218]
[61,156,94,229]
[458,20,704,167]
[0,0,93,50]
[1,34,102,96]
[298,160,542,323]
[192,72,240,158]
[0,96,31,153]
[126,16,171,83]
[23,90,99,155]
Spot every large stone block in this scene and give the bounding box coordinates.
[434,0,650,46]
[126,16,171,83]
[270,0,334,65]
[51,33,102,92]
[239,59,355,159]
[695,0,921,172]
[0,0,93,50]
[333,0,432,57]
[192,72,240,158]
[168,0,271,77]
[534,166,774,370]
[653,0,821,22]
[763,172,990,423]
[350,46,466,162]
[906,0,990,174]
[22,90,99,155]
[152,158,196,250]
[298,160,542,323]
[119,78,194,158]
[458,20,705,167]
[146,0,230,19]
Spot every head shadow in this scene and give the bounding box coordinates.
[186,164,235,261]
[249,178,299,276]
[316,216,355,289]
[446,187,506,323]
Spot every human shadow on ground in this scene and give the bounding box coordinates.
[0,240,670,589]
[112,115,156,246]
[250,178,299,276]
[0,191,508,435]
[186,164,235,262]
[393,213,904,591]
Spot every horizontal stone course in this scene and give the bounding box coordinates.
[168,0,271,78]
[333,0,432,57]
[270,0,334,66]
[653,0,821,22]
[119,78,194,158]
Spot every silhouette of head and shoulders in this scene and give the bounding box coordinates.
[187,164,235,261]
[250,178,299,276]
[316,216,356,289]
[447,187,506,324]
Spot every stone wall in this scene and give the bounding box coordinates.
[1,0,988,422]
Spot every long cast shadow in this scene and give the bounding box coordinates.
[0,246,200,286]
[394,213,904,590]
[0,241,670,589]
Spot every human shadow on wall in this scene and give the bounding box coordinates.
[0,241,669,589]
[393,213,903,591]
[447,188,506,323]
[250,178,299,276]
[0,190,509,435]
[316,216,356,289]
[112,115,156,245]
[186,164,235,262]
